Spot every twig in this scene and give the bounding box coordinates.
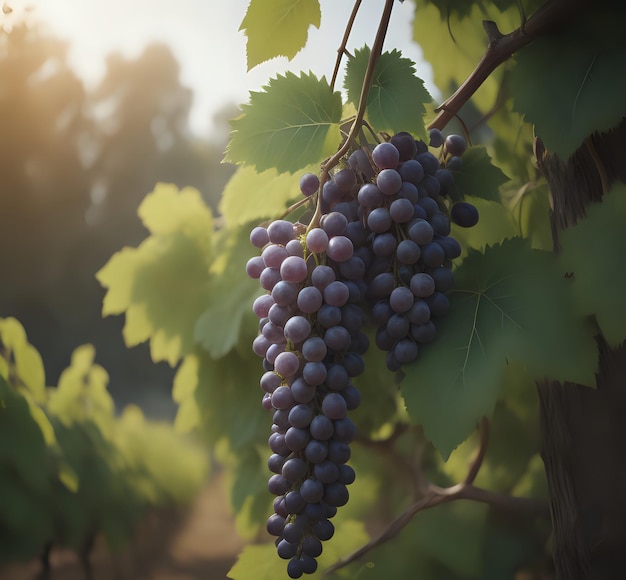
[428,0,591,132]
[324,416,548,576]
[330,0,363,92]
[308,0,395,231]
[324,479,548,575]
[464,417,489,485]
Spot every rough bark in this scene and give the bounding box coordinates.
[535,119,626,579]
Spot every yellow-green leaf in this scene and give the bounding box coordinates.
[240,0,321,70]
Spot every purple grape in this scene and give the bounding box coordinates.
[285,426,310,451]
[421,242,446,268]
[445,134,467,156]
[429,128,444,148]
[259,267,282,291]
[250,226,270,248]
[300,172,320,197]
[304,439,328,464]
[390,198,415,223]
[357,183,384,208]
[311,265,335,290]
[372,141,400,169]
[451,202,479,227]
[302,337,327,362]
[267,220,295,245]
[377,168,402,195]
[288,404,314,428]
[390,131,418,161]
[326,236,354,262]
[322,393,347,420]
[286,239,304,258]
[415,152,440,175]
[321,212,348,237]
[323,482,349,507]
[410,273,435,298]
[367,207,392,233]
[396,240,421,265]
[333,168,357,192]
[348,148,375,178]
[262,244,289,269]
[394,338,418,364]
[283,316,312,343]
[297,286,323,314]
[323,281,349,307]
[246,256,265,279]
[280,256,308,283]
[411,321,437,343]
[389,286,414,313]
[399,159,425,185]
[271,386,295,411]
[268,304,290,326]
[310,414,334,440]
[408,219,434,245]
[300,478,324,503]
[306,228,329,253]
[282,457,308,482]
[302,361,326,386]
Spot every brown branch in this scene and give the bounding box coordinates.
[325,415,548,575]
[428,0,592,132]
[324,480,548,575]
[330,0,363,92]
[464,417,489,485]
[309,0,395,230]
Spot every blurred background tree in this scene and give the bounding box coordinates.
[0,22,236,417]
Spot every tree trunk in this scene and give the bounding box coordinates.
[535,119,626,579]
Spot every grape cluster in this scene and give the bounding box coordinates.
[352,129,477,371]
[246,209,369,577]
[247,128,478,576]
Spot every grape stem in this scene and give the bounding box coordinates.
[428,0,592,132]
[330,0,363,93]
[308,0,395,232]
[324,417,549,575]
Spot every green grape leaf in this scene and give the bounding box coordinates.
[219,163,319,227]
[97,185,214,366]
[48,345,115,436]
[344,47,431,140]
[194,227,260,358]
[450,147,509,202]
[225,72,342,174]
[239,0,321,71]
[511,14,626,159]
[0,317,46,402]
[0,376,52,495]
[558,184,626,346]
[401,238,597,458]
[137,182,214,240]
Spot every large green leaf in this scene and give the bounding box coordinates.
[97,184,214,366]
[194,227,260,358]
[240,0,321,71]
[344,47,431,140]
[558,183,626,346]
[0,317,46,403]
[451,147,509,202]
[225,72,342,174]
[219,163,319,227]
[401,238,597,458]
[511,7,626,159]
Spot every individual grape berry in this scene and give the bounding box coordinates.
[451,202,479,228]
[390,131,418,161]
[250,226,269,248]
[445,134,467,156]
[372,141,400,169]
[429,127,445,148]
[300,173,320,197]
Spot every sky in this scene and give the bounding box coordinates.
[25,0,436,140]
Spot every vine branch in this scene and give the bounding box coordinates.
[309,0,394,231]
[428,0,592,131]
[330,0,363,92]
[324,417,548,575]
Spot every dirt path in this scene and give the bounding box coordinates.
[1,472,245,580]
